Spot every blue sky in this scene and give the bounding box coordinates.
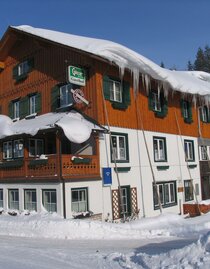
[1,0,210,70]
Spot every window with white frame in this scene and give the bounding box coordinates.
[71,188,88,212]
[200,145,208,160]
[0,189,3,208]
[111,133,129,162]
[29,95,36,115]
[184,180,194,202]
[24,189,37,211]
[109,79,122,103]
[13,100,20,119]
[60,84,73,107]
[184,140,195,161]
[8,189,19,210]
[3,141,12,159]
[42,189,57,212]
[183,101,189,119]
[29,139,44,157]
[18,61,30,76]
[153,137,167,162]
[151,91,161,112]
[153,181,177,209]
[199,106,208,123]
[13,139,24,158]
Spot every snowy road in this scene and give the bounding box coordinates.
[0,235,197,269]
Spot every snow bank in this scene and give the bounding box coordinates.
[0,212,210,240]
[12,25,210,100]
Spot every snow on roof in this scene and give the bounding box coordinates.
[0,111,103,143]
[11,25,210,100]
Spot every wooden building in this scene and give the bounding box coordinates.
[0,25,210,220]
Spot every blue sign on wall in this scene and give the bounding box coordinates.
[102,167,112,186]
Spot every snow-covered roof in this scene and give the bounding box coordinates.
[0,111,104,143]
[11,25,210,100]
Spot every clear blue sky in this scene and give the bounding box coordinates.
[1,0,210,70]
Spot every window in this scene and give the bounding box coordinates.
[153,137,167,162]
[14,140,24,158]
[60,84,74,107]
[71,188,88,212]
[199,106,209,123]
[109,80,122,103]
[14,100,20,119]
[29,95,36,115]
[151,91,161,112]
[121,186,131,216]
[0,189,3,208]
[148,90,168,118]
[13,58,34,81]
[153,181,177,209]
[8,189,19,210]
[184,140,195,162]
[103,76,130,110]
[24,189,37,211]
[200,145,208,160]
[3,141,12,159]
[180,100,193,123]
[184,180,194,202]
[29,139,44,157]
[111,133,129,162]
[42,190,57,212]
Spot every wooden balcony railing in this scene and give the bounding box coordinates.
[0,154,100,180]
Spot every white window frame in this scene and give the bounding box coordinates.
[71,188,88,213]
[8,189,19,210]
[184,140,194,161]
[29,139,44,157]
[199,106,208,122]
[153,137,166,162]
[60,84,73,107]
[29,95,36,115]
[13,100,20,119]
[152,91,161,112]
[18,61,29,76]
[200,145,208,160]
[184,180,194,202]
[24,189,37,211]
[3,141,13,159]
[42,189,57,212]
[111,134,128,162]
[13,139,24,158]
[154,181,176,208]
[110,80,122,103]
[183,101,189,119]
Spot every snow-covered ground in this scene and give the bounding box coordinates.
[0,211,210,268]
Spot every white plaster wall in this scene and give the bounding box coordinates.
[99,127,202,218]
[64,180,103,219]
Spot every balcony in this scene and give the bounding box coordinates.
[0,154,100,181]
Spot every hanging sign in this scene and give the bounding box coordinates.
[102,167,112,186]
[71,89,89,105]
[68,66,86,86]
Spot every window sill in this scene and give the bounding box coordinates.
[111,102,128,110]
[0,159,24,169]
[156,165,169,170]
[187,164,197,169]
[114,167,131,172]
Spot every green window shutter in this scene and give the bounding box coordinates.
[13,65,18,80]
[8,101,13,119]
[28,58,34,72]
[103,76,111,100]
[148,91,153,110]
[51,85,60,112]
[207,108,210,123]
[20,96,29,118]
[123,81,131,106]
[35,92,42,114]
